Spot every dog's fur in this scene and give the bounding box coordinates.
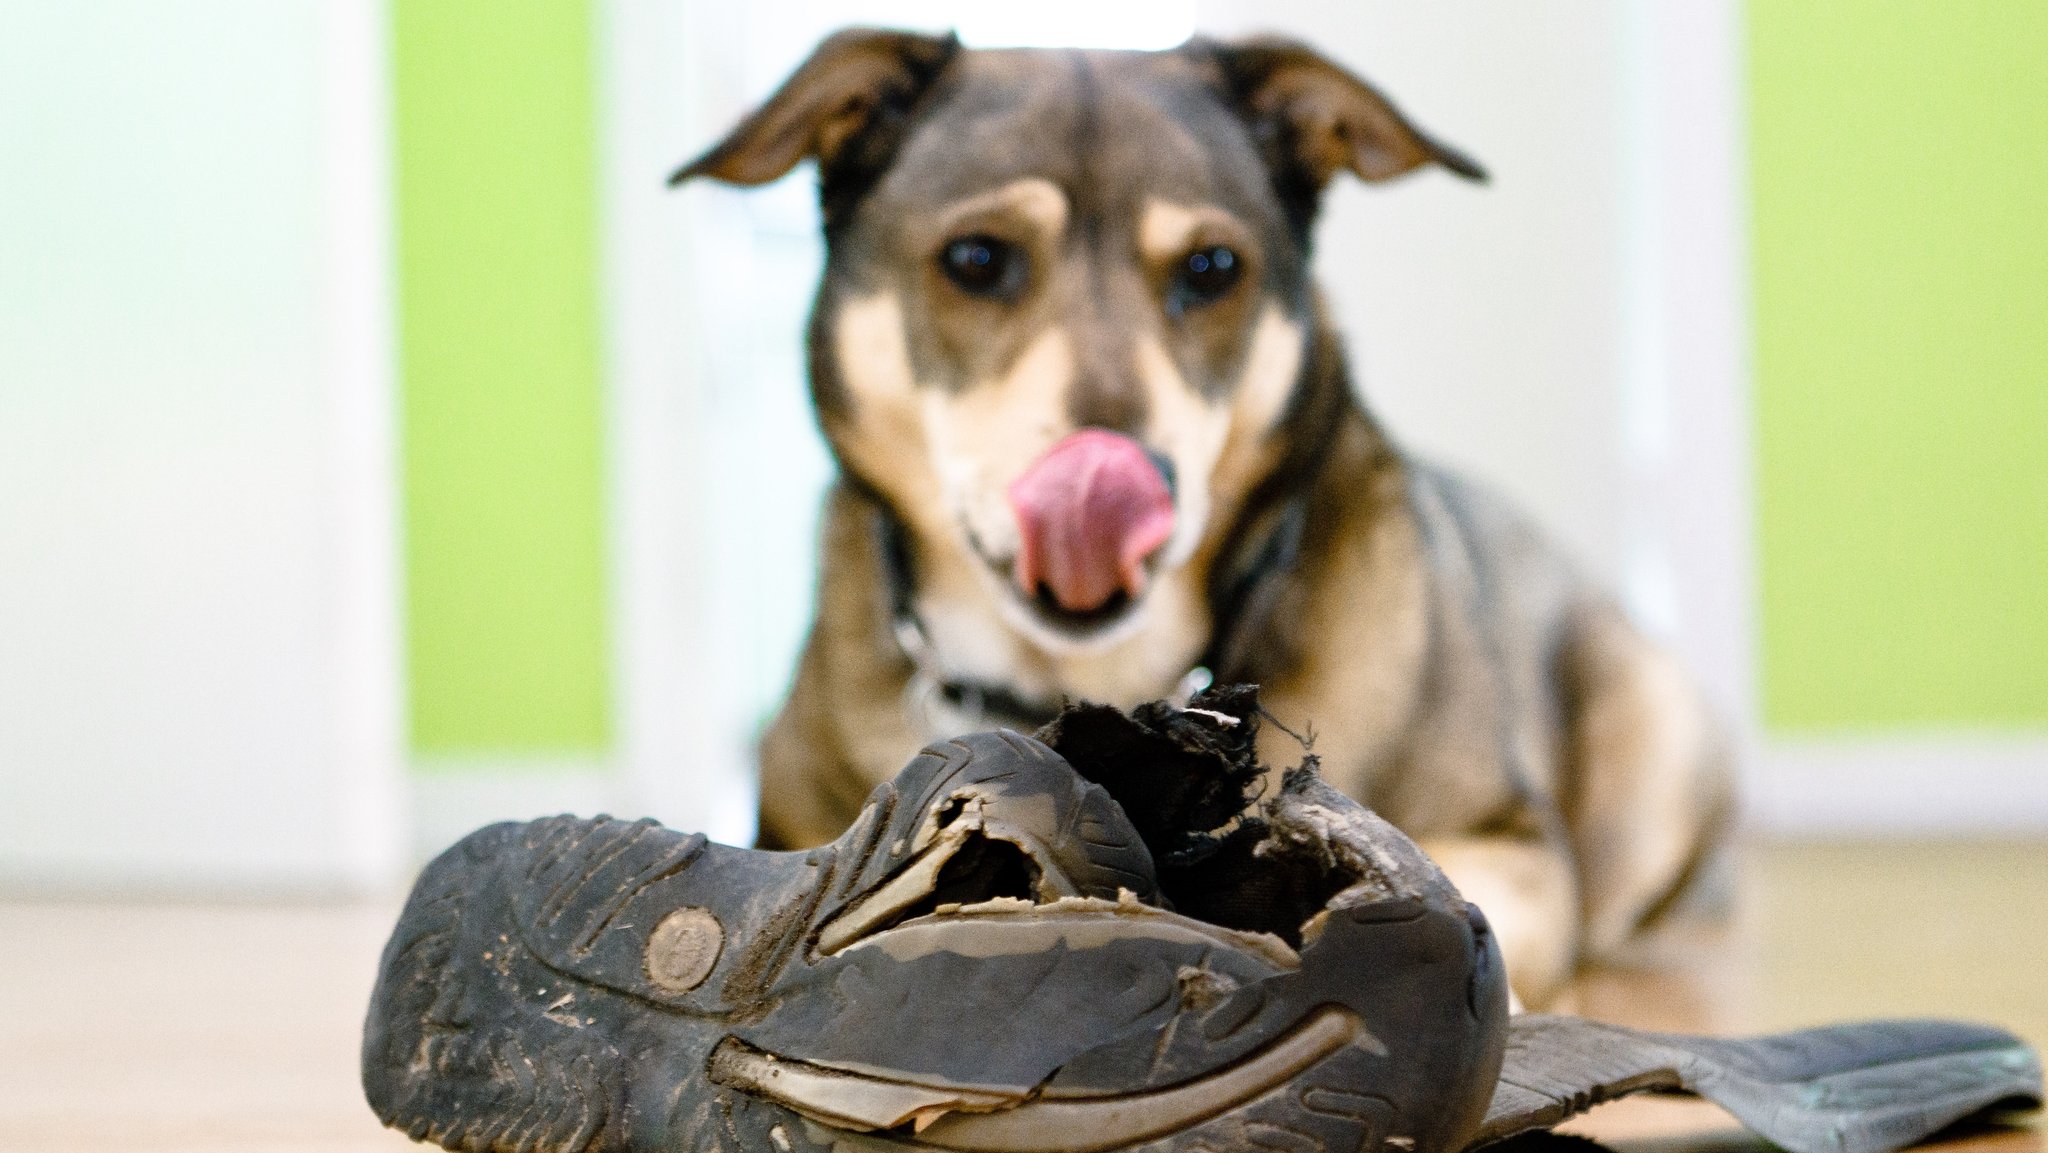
[674,30,1735,1006]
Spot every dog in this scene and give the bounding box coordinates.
[672,29,1735,1007]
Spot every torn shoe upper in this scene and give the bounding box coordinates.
[362,688,2040,1153]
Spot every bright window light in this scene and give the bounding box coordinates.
[949,0,1196,51]
[820,0,1196,53]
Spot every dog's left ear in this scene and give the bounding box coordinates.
[1203,36,1486,189]
[668,28,959,189]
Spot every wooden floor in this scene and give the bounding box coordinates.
[1,841,2041,1153]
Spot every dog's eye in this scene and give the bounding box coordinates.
[940,235,1024,298]
[1173,246,1241,309]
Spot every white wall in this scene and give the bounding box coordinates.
[1197,4,2048,834]
[1213,2,1639,588]
[0,1,402,891]
[1191,2,1743,696]
[1207,0,1756,705]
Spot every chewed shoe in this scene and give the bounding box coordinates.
[363,688,1506,1153]
[363,689,2041,1153]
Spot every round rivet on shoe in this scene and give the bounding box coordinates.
[645,906,723,993]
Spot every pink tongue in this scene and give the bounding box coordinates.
[1007,429,1175,614]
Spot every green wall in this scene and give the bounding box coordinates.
[1751,2,2048,732]
[393,1,611,757]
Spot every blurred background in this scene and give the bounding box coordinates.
[0,0,2043,1146]
[7,0,2043,888]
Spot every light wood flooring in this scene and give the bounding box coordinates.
[2,841,2041,1153]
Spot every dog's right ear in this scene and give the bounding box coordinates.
[668,28,959,189]
[1201,36,1486,193]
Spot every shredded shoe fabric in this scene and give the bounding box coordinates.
[363,689,2040,1153]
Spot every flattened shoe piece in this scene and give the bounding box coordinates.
[1473,1014,2044,1153]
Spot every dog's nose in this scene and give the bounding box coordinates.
[1007,429,1175,614]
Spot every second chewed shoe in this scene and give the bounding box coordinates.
[363,688,2041,1153]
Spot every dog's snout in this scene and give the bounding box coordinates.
[1066,364,1149,434]
[1061,296,1152,436]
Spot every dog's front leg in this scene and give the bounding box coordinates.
[1415,833,1578,1010]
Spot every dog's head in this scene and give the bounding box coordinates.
[675,30,1479,661]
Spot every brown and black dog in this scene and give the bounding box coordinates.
[673,29,1734,1006]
